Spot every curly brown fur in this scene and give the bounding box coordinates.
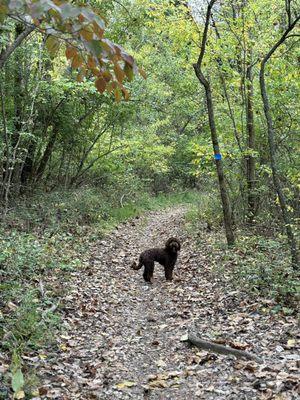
[131,237,181,283]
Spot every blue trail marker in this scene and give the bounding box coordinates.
[214,153,222,160]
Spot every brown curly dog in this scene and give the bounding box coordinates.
[131,237,181,283]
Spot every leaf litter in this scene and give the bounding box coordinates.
[19,207,299,399]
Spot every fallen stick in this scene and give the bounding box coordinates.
[42,301,60,319]
[188,332,263,364]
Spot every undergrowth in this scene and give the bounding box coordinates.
[185,194,299,313]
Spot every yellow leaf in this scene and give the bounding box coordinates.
[60,343,68,351]
[102,70,112,82]
[287,339,296,347]
[116,381,136,389]
[14,391,25,399]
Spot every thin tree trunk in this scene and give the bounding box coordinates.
[193,0,235,246]
[35,127,58,181]
[245,63,256,223]
[0,76,9,207]
[21,142,36,185]
[259,13,299,268]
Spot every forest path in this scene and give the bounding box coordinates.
[38,207,299,399]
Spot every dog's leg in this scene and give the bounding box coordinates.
[143,262,154,283]
[164,265,174,281]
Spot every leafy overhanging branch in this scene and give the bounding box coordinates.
[0,0,146,98]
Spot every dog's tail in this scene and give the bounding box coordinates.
[131,261,143,270]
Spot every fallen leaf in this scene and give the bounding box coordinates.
[156,359,167,368]
[287,339,296,348]
[14,391,25,399]
[148,379,169,389]
[180,333,189,342]
[116,381,136,389]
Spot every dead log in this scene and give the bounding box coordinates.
[188,332,263,364]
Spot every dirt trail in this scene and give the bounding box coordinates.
[38,207,299,399]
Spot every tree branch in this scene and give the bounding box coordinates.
[0,25,36,69]
[188,332,263,363]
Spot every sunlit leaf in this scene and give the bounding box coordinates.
[14,391,25,399]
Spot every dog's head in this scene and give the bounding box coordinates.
[165,237,181,253]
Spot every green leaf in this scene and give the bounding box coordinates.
[45,35,60,58]
[11,369,24,393]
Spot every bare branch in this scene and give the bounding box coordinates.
[188,332,263,363]
[194,0,217,86]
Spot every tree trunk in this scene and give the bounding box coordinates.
[259,14,299,268]
[21,142,36,186]
[245,64,256,223]
[193,0,235,246]
[35,127,58,182]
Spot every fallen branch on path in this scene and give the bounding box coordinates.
[188,332,263,364]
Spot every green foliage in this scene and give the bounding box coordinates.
[185,189,224,229]
[185,192,299,309]
[228,237,299,308]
